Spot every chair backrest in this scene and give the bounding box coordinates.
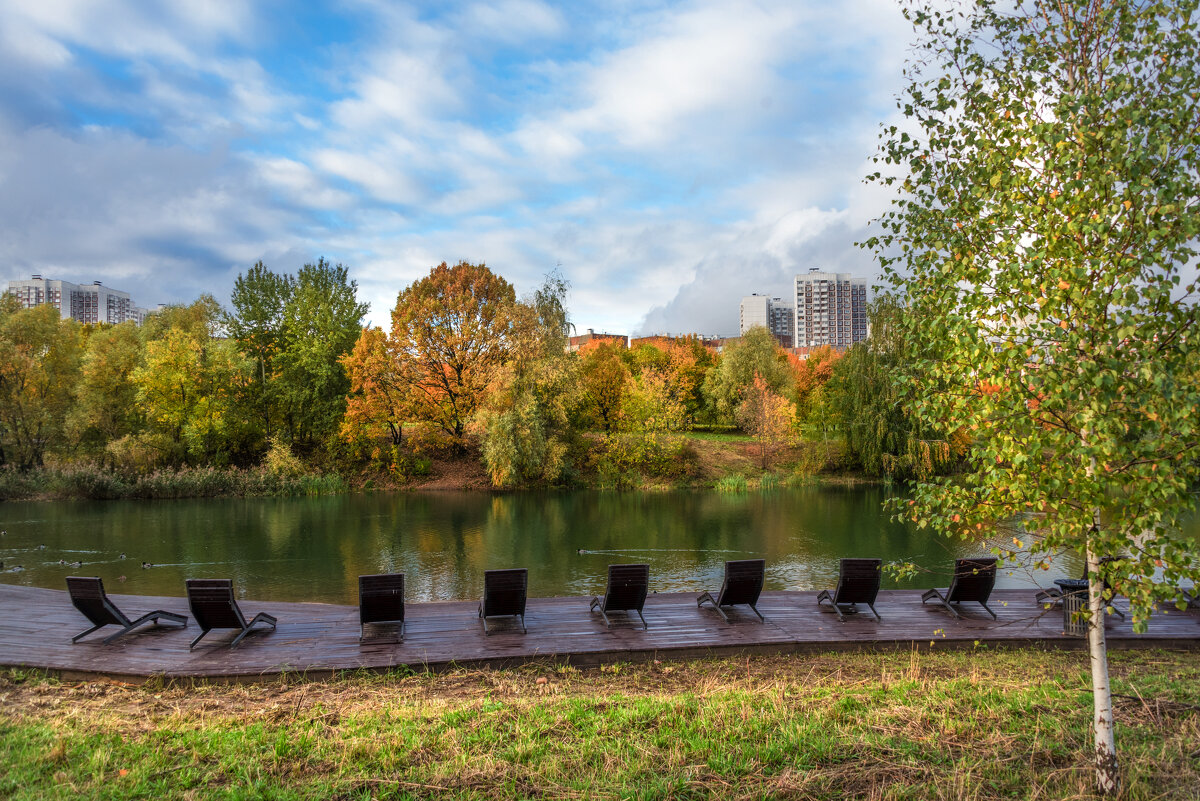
[717,559,765,607]
[833,558,882,605]
[482,568,527,618]
[359,573,405,625]
[66,576,128,627]
[601,563,649,613]
[186,579,247,631]
[946,558,997,604]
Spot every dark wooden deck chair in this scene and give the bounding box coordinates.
[922,557,998,620]
[185,578,277,649]
[478,568,527,635]
[589,563,650,629]
[697,559,765,623]
[66,576,187,644]
[816,558,882,622]
[359,573,405,641]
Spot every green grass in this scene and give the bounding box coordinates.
[2,649,1198,799]
[681,430,755,443]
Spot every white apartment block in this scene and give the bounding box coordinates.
[6,275,151,325]
[793,269,868,348]
[739,294,795,348]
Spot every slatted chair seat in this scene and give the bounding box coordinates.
[478,568,527,635]
[185,578,277,649]
[697,559,766,623]
[359,573,405,641]
[590,563,650,629]
[922,557,998,620]
[66,576,187,644]
[816,558,882,622]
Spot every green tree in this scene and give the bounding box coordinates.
[868,1,1200,792]
[67,322,144,457]
[390,261,518,447]
[478,273,580,487]
[0,300,83,468]
[702,326,794,426]
[277,259,368,449]
[227,261,294,440]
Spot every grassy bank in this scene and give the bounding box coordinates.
[0,464,347,502]
[2,649,1197,799]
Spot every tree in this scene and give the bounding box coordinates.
[867,2,1200,792]
[276,259,368,448]
[341,326,409,448]
[736,373,796,469]
[227,261,294,439]
[477,272,581,487]
[576,343,631,432]
[793,345,842,427]
[390,261,518,447]
[0,301,83,468]
[68,322,144,457]
[702,326,794,426]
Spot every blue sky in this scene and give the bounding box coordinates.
[0,0,911,334]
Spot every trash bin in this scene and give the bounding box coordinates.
[1056,578,1089,637]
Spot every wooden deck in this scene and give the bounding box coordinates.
[1,583,1196,682]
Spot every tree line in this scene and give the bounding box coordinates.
[0,258,952,486]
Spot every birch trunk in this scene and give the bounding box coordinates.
[1086,534,1120,794]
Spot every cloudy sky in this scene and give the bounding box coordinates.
[0,0,911,335]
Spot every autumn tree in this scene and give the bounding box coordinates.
[702,326,794,426]
[793,345,843,430]
[341,326,409,448]
[868,1,1200,792]
[576,343,631,432]
[0,300,83,468]
[391,261,517,448]
[736,373,796,469]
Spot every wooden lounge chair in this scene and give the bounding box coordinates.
[478,568,527,635]
[185,578,277,649]
[589,563,650,629]
[816,558,882,622]
[359,573,405,641]
[66,576,187,644]
[697,559,765,623]
[922,557,998,620]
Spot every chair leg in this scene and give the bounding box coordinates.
[482,616,490,636]
[833,604,846,623]
[599,609,611,628]
[230,626,254,649]
[519,614,526,635]
[749,603,764,623]
[102,622,138,645]
[189,628,211,650]
[72,623,105,643]
[979,601,997,621]
[636,609,647,630]
[360,623,365,642]
[867,603,881,622]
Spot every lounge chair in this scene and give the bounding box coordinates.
[590,563,650,629]
[479,568,527,635]
[697,559,765,623]
[921,557,998,620]
[66,576,187,644]
[816,558,882,622]
[359,573,405,641]
[185,578,277,649]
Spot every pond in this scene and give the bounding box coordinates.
[0,486,1109,605]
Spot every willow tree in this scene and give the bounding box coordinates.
[868,1,1200,793]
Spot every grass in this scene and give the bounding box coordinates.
[2,649,1198,800]
[0,465,348,502]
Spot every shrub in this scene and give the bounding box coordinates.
[264,436,307,478]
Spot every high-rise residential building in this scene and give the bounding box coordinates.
[793,269,868,348]
[6,275,152,325]
[739,294,795,348]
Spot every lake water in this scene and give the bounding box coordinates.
[0,486,1107,604]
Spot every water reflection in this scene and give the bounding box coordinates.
[0,486,1141,604]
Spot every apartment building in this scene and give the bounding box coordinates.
[6,275,151,325]
[738,294,795,348]
[792,269,867,348]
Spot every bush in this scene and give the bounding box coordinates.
[265,436,307,478]
[591,433,694,489]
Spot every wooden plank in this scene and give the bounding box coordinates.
[0,583,1195,681]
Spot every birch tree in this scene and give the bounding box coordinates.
[867,1,1200,793]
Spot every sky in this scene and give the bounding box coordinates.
[0,0,913,335]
